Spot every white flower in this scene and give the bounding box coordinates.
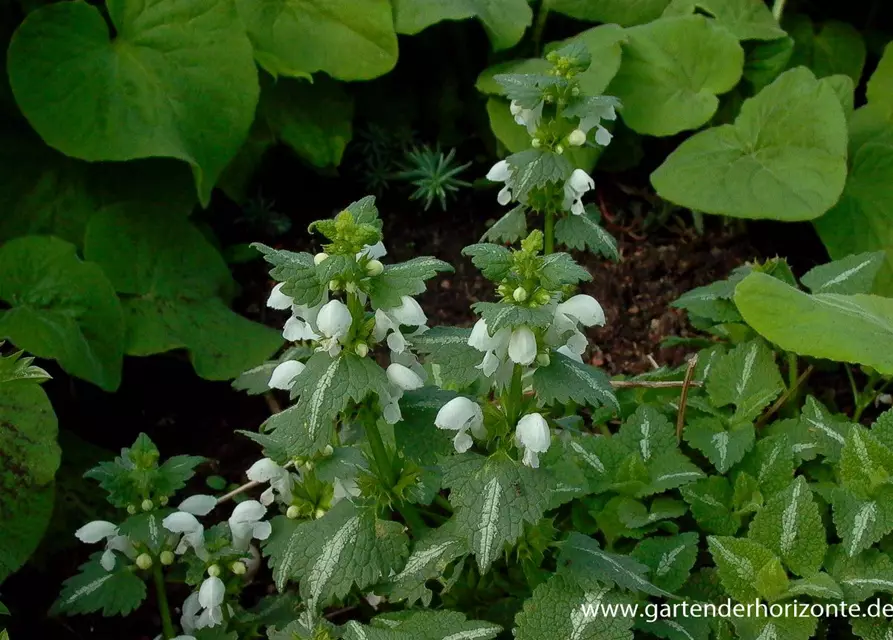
[178,495,217,516]
[563,169,595,216]
[228,500,272,551]
[547,294,605,357]
[358,241,387,260]
[557,295,605,328]
[246,458,295,506]
[510,99,544,134]
[508,326,537,366]
[435,396,485,453]
[75,521,135,571]
[557,345,584,362]
[468,318,511,376]
[181,592,201,634]
[515,413,551,468]
[387,363,424,392]
[266,283,293,310]
[316,299,352,356]
[163,511,209,561]
[197,576,225,628]
[268,360,306,390]
[486,160,515,206]
[373,296,427,353]
[282,296,325,342]
[333,477,361,505]
[578,98,619,147]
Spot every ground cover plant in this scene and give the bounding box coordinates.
[1,0,893,639]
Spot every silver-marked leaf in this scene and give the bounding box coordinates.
[51,552,146,616]
[837,426,893,496]
[531,352,618,411]
[735,434,794,497]
[783,572,844,600]
[481,206,527,244]
[798,395,853,462]
[363,610,501,640]
[631,532,699,592]
[368,257,453,310]
[684,417,755,474]
[851,616,893,640]
[747,477,826,577]
[830,488,893,557]
[413,327,483,389]
[765,418,820,463]
[826,545,893,601]
[386,525,468,607]
[617,405,677,464]
[681,477,741,536]
[706,339,784,420]
[801,252,886,295]
[707,536,788,602]
[731,613,817,640]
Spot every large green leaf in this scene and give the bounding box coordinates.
[814,140,893,295]
[0,236,124,391]
[734,272,893,375]
[84,206,282,380]
[551,0,670,26]
[663,0,785,41]
[607,15,743,136]
[7,0,259,205]
[393,0,532,51]
[652,67,848,221]
[0,373,59,582]
[237,0,398,80]
[787,15,867,84]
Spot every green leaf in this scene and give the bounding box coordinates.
[734,272,893,375]
[631,532,699,592]
[84,206,282,380]
[263,500,409,609]
[554,210,619,260]
[551,0,670,26]
[559,532,672,597]
[672,275,747,324]
[481,206,528,244]
[552,25,627,95]
[367,257,453,310]
[540,253,592,289]
[462,244,514,281]
[506,149,575,201]
[253,245,325,306]
[735,433,794,498]
[514,573,635,640]
[392,0,532,51]
[826,545,893,601]
[830,487,893,557]
[0,375,58,582]
[814,140,893,295]
[837,427,893,497]
[607,16,744,136]
[8,0,258,205]
[747,477,826,577]
[743,37,794,91]
[788,16,867,84]
[531,353,618,411]
[442,453,551,572]
[801,252,886,295]
[798,395,852,462]
[783,572,843,600]
[51,552,146,616]
[413,327,483,389]
[261,352,389,456]
[652,67,848,221]
[0,236,124,391]
[684,417,755,474]
[386,525,468,607]
[663,0,785,40]
[236,0,397,80]
[731,613,817,640]
[681,477,741,535]
[708,536,788,602]
[852,617,893,640]
[359,610,501,640]
[472,302,555,333]
[616,405,676,464]
[706,339,785,421]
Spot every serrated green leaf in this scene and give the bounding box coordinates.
[442,453,551,572]
[708,536,788,602]
[393,0,532,51]
[765,418,820,463]
[560,532,672,597]
[368,257,453,310]
[735,434,794,497]
[831,487,893,557]
[632,532,699,592]
[472,302,555,333]
[413,327,483,389]
[0,236,124,391]
[386,525,468,607]
[732,471,763,515]
[872,409,893,451]
[801,252,886,295]
[652,67,848,221]
[540,253,592,289]
[261,352,389,456]
[607,16,743,136]
[617,496,687,529]
[462,244,513,281]
[681,477,741,536]
[481,206,528,244]
[852,616,893,640]
[706,339,784,421]
[637,615,711,640]
[748,477,826,577]
[253,244,325,306]
[118,511,170,555]
[663,0,785,41]
[731,613,817,640]
[51,552,146,616]
[783,572,843,600]
[8,0,258,205]
[505,149,574,202]
[827,545,893,601]
[514,573,635,640]
[617,406,676,464]
[531,353,618,411]
[838,426,893,496]
[799,395,852,462]
[263,500,408,609]
[566,434,628,495]
[363,610,501,640]
[685,417,755,474]
[554,210,619,260]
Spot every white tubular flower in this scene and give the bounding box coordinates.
[316,299,352,356]
[557,294,605,328]
[387,363,424,392]
[75,521,136,571]
[373,296,427,353]
[266,283,293,310]
[358,241,387,260]
[268,360,306,390]
[557,345,584,363]
[197,576,225,628]
[563,169,595,216]
[548,294,604,358]
[486,160,515,206]
[178,495,217,517]
[510,100,544,134]
[435,396,485,453]
[181,592,201,634]
[246,458,295,506]
[468,318,511,376]
[515,413,551,468]
[163,511,209,561]
[333,477,361,505]
[508,326,537,366]
[228,500,272,551]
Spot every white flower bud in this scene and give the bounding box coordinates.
[136,553,153,570]
[531,138,542,148]
[268,360,306,390]
[317,299,352,339]
[386,363,424,391]
[160,550,175,565]
[515,413,551,468]
[508,326,537,366]
[286,505,300,519]
[315,508,326,520]
[355,343,369,357]
[366,259,384,276]
[322,445,334,457]
[568,129,587,146]
[345,281,358,294]
[266,283,293,310]
[314,252,329,265]
[557,295,605,327]
[536,353,551,367]
[555,144,564,155]
[513,287,528,302]
[207,564,221,578]
[329,279,340,291]
[231,561,247,576]
[127,504,138,515]
[159,496,169,506]
[141,499,154,512]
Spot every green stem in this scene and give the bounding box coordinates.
[532,0,552,56]
[433,494,454,514]
[771,0,786,21]
[544,209,555,254]
[363,419,426,533]
[786,353,798,391]
[507,364,525,424]
[845,365,861,414]
[152,565,175,640]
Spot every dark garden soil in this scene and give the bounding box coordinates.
[2,165,859,639]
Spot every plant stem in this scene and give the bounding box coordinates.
[772,0,786,21]
[152,565,175,640]
[507,364,525,424]
[363,419,426,533]
[544,209,555,254]
[845,364,860,412]
[434,494,454,513]
[786,353,798,391]
[532,0,552,56]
